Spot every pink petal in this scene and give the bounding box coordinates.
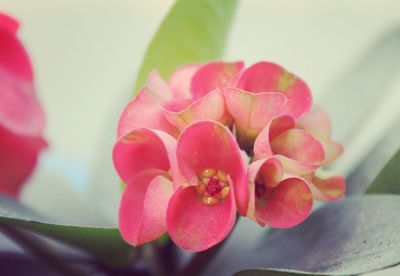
[168,64,200,98]
[223,87,287,148]
[117,87,178,137]
[166,186,236,252]
[146,70,173,101]
[271,129,325,166]
[296,104,332,141]
[247,158,284,220]
[309,170,346,201]
[176,120,248,215]
[113,128,176,184]
[253,125,274,160]
[253,176,313,228]
[274,155,322,175]
[119,175,173,246]
[323,140,344,165]
[248,158,284,189]
[0,15,32,81]
[237,62,312,118]
[0,68,46,137]
[0,15,45,137]
[269,115,295,140]
[162,89,226,129]
[0,13,19,33]
[0,126,46,197]
[295,105,343,165]
[191,61,244,99]
[253,115,295,160]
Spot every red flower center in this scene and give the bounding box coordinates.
[255,181,266,197]
[195,168,231,206]
[206,177,222,195]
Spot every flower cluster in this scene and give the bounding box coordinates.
[113,61,345,252]
[0,13,46,197]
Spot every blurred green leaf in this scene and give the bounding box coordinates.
[205,195,400,275]
[365,149,400,194]
[133,0,238,92]
[0,194,133,267]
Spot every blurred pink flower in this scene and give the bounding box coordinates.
[0,13,46,198]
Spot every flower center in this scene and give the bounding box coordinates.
[254,178,272,207]
[255,181,266,197]
[195,168,230,206]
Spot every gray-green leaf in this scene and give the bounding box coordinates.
[205,195,400,276]
[0,194,133,267]
[365,149,400,194]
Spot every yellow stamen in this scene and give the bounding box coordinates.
[220,186,230,199]
[195,183,206,195]
[202,196,219,206]
[217,170,228,182]
[202,168,216,178]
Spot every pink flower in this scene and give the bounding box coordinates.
[166,120,247,252]
[0,13,46,197]
[247,157,313,228]
[224,62,312,149]
[113,128,177,246]
[114,121,247,252]
[113,60,346,252]
[117,61,243,137]
[253,107,345,202]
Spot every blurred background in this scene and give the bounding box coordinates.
[1,0,400,274]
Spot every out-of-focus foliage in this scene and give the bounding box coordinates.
[134,0,238,92]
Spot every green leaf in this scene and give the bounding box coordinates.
[0,194,134,267]
[205,195,400,275]
[133,0,238,92]
[365,149,400,194]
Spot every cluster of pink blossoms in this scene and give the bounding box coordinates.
[113,61,346,252]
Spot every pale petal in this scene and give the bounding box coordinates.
[223,87,287,148]
[168,64,200,99]
[191,61,244,99]
[296,104,331,140]
[309,170,346,201]
[162,89,226,129]
[253,115,295,160]
[117,88,178,137]
[271,129,325,165]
